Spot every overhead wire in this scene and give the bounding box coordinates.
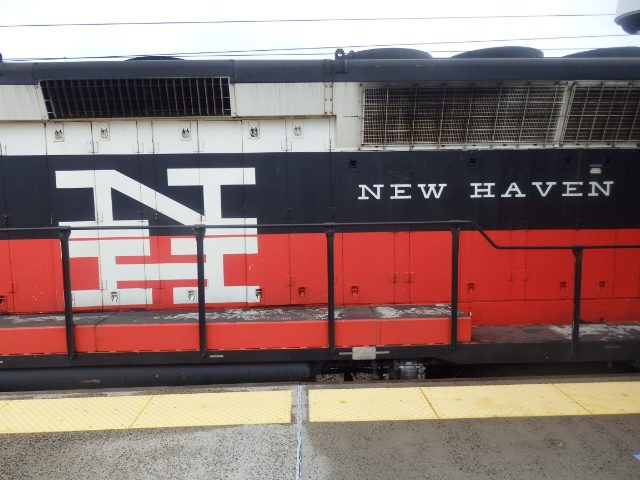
[3,33,631,61]
[0,13,615,29]
[175,46,638,57]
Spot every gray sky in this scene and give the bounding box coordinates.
[0,0,636,61]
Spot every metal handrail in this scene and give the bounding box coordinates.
[1,221,639,360]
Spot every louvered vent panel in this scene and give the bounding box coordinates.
[363,84,564,146]
[40,78,231,119]
[563,84,640,144]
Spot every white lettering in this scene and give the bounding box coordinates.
[171,236,258,305]
[358,184,384,200]
[588,180,614,197]
[470,183,495,198]
[389,184,412,200]
[418,183,447,199]
[500,182,526,198]
[56,169,201,226]
[55,168,258,307]
[167,168,256,236]
[562,181,583,197]
[531,181,557,197]
[167,168,258,304]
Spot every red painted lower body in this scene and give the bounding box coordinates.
[0,315,472,355]
[1,229,639,328]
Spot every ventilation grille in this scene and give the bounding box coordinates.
[363,84,565,146]
[41,78,231,119]
[563,84,640,144]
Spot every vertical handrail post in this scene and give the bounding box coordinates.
[325,226,336,352]
[571,246,584,359]
[450,223,461,351]
[194,226,207,358]
[58,227,75,360]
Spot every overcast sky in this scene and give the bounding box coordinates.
[0,0,636,61]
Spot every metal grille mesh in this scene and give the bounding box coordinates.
[563,84,640,144]
[363,84,564,146]
[41,78,231,119]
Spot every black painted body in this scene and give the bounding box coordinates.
[0,149,638,237]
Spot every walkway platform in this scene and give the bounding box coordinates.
[0,305,471,354]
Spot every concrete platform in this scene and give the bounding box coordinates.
[0,376,639,479]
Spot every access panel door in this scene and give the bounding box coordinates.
[341,232,396,305]
[407,231,452,305]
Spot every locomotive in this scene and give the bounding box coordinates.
[0,46,639,388]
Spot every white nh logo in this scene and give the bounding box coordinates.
[55,168,259,308]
